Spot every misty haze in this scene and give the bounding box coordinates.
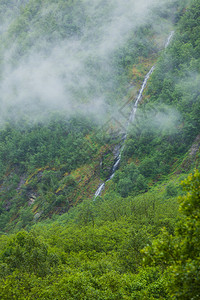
[0,0,176,124]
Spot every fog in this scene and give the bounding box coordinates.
[0,0,177,124]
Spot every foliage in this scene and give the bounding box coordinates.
[0,0,182,228]
[143,169,200,299]
[0,184,179,299]
[117,0,200,198]
[164,182,178,199]
[0,0,199,298]
[113,163,148,197]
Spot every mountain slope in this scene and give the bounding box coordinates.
[0,0,200,299]
[0,0,184,231]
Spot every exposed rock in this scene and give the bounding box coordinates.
[28,194,36,206]
[112,144,122,159]
[16,176,26,191]
[175,134,200,174]
[34,211,42,220]
[189,134,200,156]
[3,201,12,211]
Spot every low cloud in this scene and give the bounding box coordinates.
[0,0,176,124]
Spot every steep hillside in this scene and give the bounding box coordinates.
[0,0,185,231]
[0,0,200,299]
[110,0,200,198]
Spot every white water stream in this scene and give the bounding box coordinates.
[94,32,174,198]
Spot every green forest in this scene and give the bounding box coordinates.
[0,0,200,299]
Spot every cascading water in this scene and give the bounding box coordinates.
[165,31,174,48]
[128,65,155,125]
[94,32,174,198]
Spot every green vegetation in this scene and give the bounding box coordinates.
[0,0,200,298]
[0,170,199,299]
[0,116,120,231]
[143,169,200,299]
[0,0,166,111]
[116,0,200,197]
[0,186,179,299]
[0,0,181,230]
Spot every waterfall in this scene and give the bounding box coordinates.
[128,65,155,125]
[94,183,105,198]
[165,31,174,48]
[94,32,174,198]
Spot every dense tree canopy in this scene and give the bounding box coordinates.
[143,169,200,299]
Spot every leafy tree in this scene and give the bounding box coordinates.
[164,182,178,199]
[0,231,60,277]
[143,169,200,299]
[135,174,148,192]
[118,177,133,197]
